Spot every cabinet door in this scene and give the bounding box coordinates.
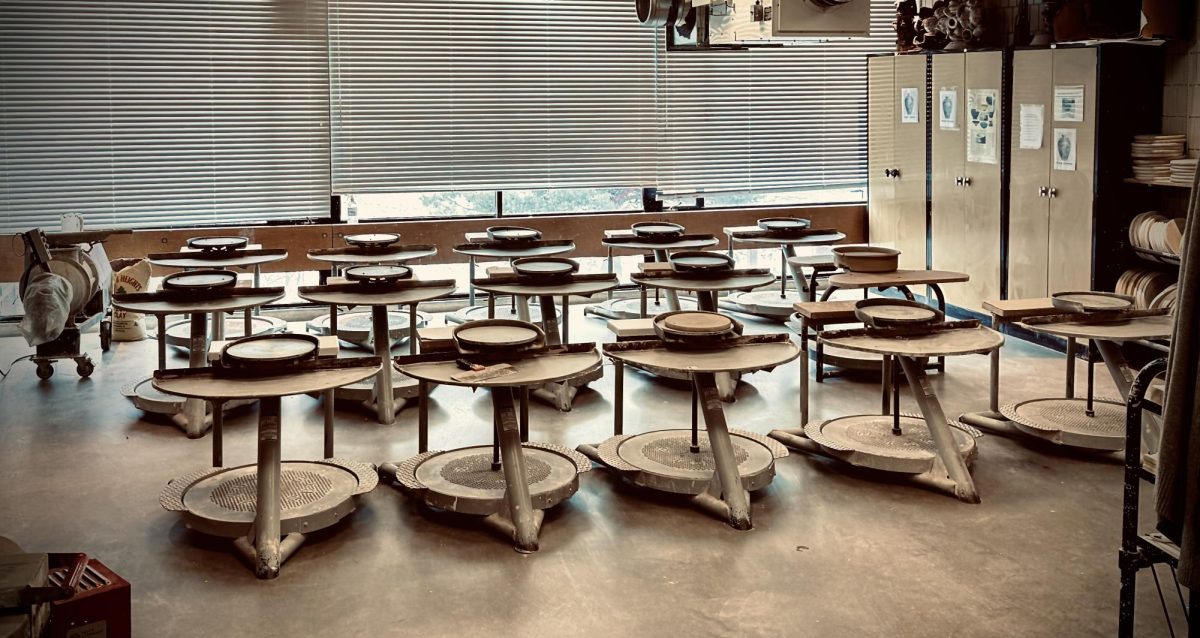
[1007,49,1053,299]
[1047,47,1097,295]
[867,56,896,250]
[892,54,928,269]
[958,50,1004,310]
[930,54,965,283]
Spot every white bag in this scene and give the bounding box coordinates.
[110,258,151,340]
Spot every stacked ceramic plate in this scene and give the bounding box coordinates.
[1131,135,1186,183]
[1115,268,1176,309]
[1149,283,1178,312]
[1170,158,1197,185]
[1128,211,1185,256]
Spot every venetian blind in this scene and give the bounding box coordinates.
[0,0,331,232]
[658,0,895,195]
[328,0,661,193]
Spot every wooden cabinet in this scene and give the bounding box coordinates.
[930,50,1005,312]
[1008,44,1163,299]
[867,54,927,270]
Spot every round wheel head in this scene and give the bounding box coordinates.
[631,221,684,238]
[344,264,412,283]
[486,226,541,242]
[187,236,248,252]
[512,257,579,283]
[854,299,943,328]
[162,269,238,292]
[832,246,900,273]
[757,216,810,233]
[344,233,400,249]
[453,319,544,354]
[653,310,742,349]
[220,333,319,369]
[1050,291,1134,314]
[669,250,733,273]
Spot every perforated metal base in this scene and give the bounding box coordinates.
[306,310,427,349]
[164,316,285,350]
[592,429,786,495]
[804,414,979,474]
[159,459,377,538]
[122,376,185,415]
[583,297,698,320]
[446,304,562,325]
[389,443,590,516]
[722,290,806,320]
[1001,397,1126,450]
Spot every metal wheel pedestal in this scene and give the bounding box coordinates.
[581,369,787,530]
[381,387,590,552]
[159,397,377,579]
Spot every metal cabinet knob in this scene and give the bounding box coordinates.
[891,168,900,179]
[954,176,963,186]
[961,177,971,187]
[1038,186,1050,197]
[1048,187,1058,198]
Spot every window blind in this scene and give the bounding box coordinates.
[0,0,331,232]
[658,0,895,195]
[328,0,661,193]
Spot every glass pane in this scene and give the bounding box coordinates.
[347,191,497,221]
[701,185,867,208]
[503,187,644,216]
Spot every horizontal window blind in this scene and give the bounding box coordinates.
[328,0,660,193]
[658,0,895,195]
[0,0,331,232]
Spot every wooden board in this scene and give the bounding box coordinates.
[153,365,379,400]
[827,269,969,289]
[606,340,800,374]
[982,297,1057,319]
[821,325,1003,357]
[397,351,601,387]
[297,283,457,307]
[786,251,837,268]
[606,318,656,338]
[1018,314,1174,342]
[112,290,283,315]
[792,300,859,321]
[632,272,776,293]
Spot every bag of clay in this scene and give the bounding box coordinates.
[109,257,151,340]
[19,271,72,347]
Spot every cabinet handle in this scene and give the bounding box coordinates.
[883,168,893,178]
[1048,187,1058,198]
[892,168,901,179]
[954,176,963,186]
[1038,186,1049,197]
[961,177,971,187]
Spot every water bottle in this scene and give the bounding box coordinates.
[346,195,359,224]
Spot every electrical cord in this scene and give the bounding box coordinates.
[0,354,34,380]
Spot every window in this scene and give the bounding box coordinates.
[0,0,332,233]
[351,191,497,221]
[503,187,644,216]
[328,0,660,194]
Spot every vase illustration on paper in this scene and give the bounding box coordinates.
[1057,134,1071,161]
[942,95,953,120]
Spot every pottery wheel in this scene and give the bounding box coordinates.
[1051,292,1133,313]
[857,304,938,325]
[723,290,808,320]
[224,335,316,363]
[804,415,978,475]
[159,459,376,538]
[447,304,558,325]
[594,429,782,494]
[393,444,591,516]
[164,316,286,350]
[123,376,186,414]
[306,310,426,349]
[1000,398,1126,450]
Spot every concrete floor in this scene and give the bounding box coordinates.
[0,305,1180,637]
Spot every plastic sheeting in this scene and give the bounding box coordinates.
[19,271,73,347]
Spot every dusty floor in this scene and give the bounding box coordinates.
[0,304,1181,637]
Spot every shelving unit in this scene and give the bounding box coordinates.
[1118,359,1194,637]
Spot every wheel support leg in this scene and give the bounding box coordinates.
[898,356,979,503]
[691,372,752,530]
